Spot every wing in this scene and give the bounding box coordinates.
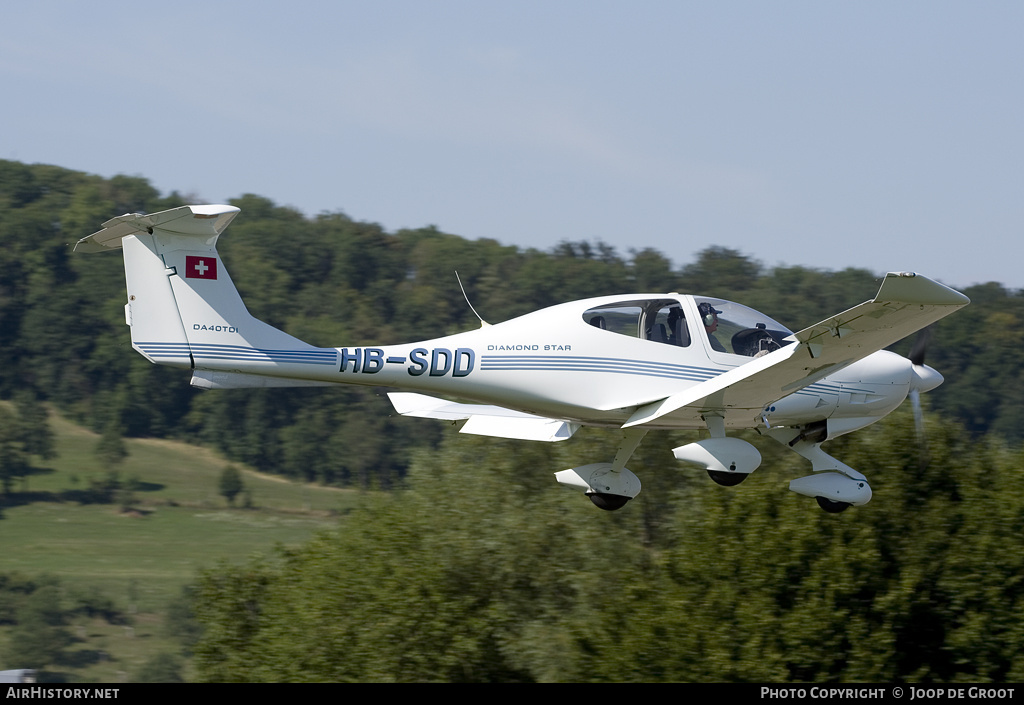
[388,392,580,442]
[623,272,969,428]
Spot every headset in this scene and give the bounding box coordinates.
[698,302,721,327]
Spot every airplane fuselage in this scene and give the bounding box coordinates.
[166,292,914,435]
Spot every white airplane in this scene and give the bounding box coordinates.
[77,204,970,512]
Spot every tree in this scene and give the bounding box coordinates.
[0,406,28,494]
[218,465,244,507]
[13,391,56,462]
[94,420,128,467]
[0,396,57,494]
[680,246,761,296]
[135,652,186,683]
[5,585,74,670]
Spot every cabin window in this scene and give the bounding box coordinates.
[695,298,794,357]
[644,304,690,347]
[584,303,644,337]
[583,299,690,347]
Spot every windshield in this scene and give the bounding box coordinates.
[696,298,794,357]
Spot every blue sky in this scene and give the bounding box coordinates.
[4,1,1022,290]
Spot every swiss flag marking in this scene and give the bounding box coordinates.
[185,256,218,280]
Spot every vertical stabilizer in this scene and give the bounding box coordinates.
[76,205,336,378]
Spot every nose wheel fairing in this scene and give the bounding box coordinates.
[764,425,873,509]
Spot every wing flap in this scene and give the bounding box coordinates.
[387,392,579,442]
[624,272,969,428]
[460,415,579,442]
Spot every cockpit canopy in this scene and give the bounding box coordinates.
[583,296,794,358]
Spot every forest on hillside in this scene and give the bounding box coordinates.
[2,159,1024,682]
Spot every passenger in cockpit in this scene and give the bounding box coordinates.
[666,306,689,347]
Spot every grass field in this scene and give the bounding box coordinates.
[0,408,365,682]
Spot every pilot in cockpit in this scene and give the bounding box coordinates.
[699,302,727,352]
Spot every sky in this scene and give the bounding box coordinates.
[4,1,1022,290]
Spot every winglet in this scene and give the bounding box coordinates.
[873,272,970,307]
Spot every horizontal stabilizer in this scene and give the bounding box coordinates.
[74,205,240,252]
[387,392,579,442]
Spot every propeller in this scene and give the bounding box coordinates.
[907,328,943,468]
[909,326,931,368]
[909,328,928,439]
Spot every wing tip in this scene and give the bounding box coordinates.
[877,272,970,307]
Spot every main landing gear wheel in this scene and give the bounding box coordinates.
[816,496,851,513]
[588,493,631,511]
[707,470,748,487]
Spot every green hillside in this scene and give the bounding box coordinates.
[0,406,351,682]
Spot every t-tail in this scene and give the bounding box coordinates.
[75,204,337,389]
